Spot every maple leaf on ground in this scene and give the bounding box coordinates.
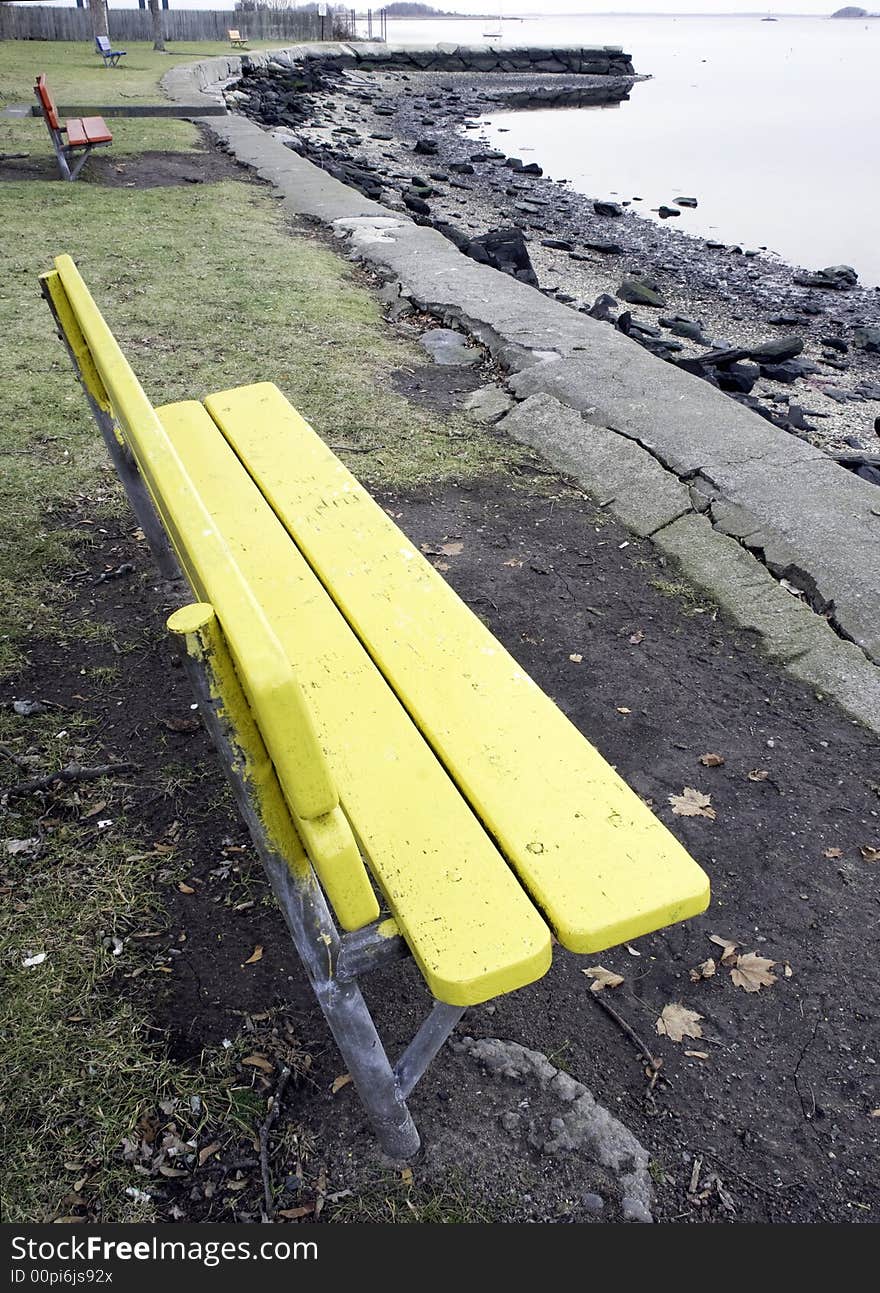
[708,934,740,966]
[241,944,263,967]
[730,952,777,993]
[669,787,716,820]
[331,1073,353,1095]
[859,845,880,863]
[582,965,624,994]
[656,1003,704,1043]
[747,768,770,782]
[699,753,725,767]
[689,957,717,983]
[823,847,843,859]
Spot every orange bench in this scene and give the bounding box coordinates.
[34,75,112,181]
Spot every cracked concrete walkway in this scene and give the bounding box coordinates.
[161,55,880,736]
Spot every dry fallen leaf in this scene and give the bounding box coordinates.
[177,882,195,895]
[582,965,624,994]
[159,716,200,734]
[859,845,880,863]
[241,944,263,967]
[669,787,716,820]
[198,1141,221,1167]
[628,630,644,645]
[684,1050,710,1060]
[747,768,770,782]
[616,706,631,715]
[503,558,523,568]
[331,1073,353,1095]
[823,847,843,859]
[656,1003,704,1043]
[421,541,463,557]
[277,1203,316,1220]
[870,1109,880,1120]
[400,1167,414,1186]
[730,952,777,993]
[242,1054,274,1073]
[699,753,725,767]
[708,934,740,966]
[158,1165,188,1178]
[689,957,717,982]
[569,653,583,663]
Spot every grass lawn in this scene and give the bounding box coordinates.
[0,40,521,1223]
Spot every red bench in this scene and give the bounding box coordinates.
[34,75,112,181]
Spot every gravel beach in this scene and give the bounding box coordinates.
[230,60,880,474]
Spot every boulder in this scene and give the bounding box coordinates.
[748,335,805,363]
[584,240,623,255]
[413,138,439,155]
[657,205,681,218]
[675,196,698,208]
[793,264,859,290]
[852,325,880,353]
[587,293,619,322]
[541,238,574,251]
[466,227,539,286]
[593,201,623,218]
[617,276,666,308]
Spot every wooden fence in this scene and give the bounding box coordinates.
[0,7,354,43]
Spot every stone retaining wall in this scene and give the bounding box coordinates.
[161,42,635,114]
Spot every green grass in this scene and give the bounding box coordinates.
[0,39,282,108]
[0,38,522,1224]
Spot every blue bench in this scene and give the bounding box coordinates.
[95,35,126,68]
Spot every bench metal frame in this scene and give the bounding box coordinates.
[42,277,467,1163]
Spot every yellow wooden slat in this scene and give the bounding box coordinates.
[206,383,711,954]
[46,257,376,931]
[157,398,552,1006]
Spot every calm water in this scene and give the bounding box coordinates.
[385,15,880,287]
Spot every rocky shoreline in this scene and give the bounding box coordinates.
[229,56,880,478]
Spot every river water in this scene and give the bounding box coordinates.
[384,14,880,288]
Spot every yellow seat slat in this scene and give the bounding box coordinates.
[157,399,552,1006]
[206,383,710,954]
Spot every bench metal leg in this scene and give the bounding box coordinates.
[394,1002,466,1100]
[170,604,421,1162]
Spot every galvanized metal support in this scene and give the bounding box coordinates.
[394,1001,467,1101]
[337,919,411,982]
[168,603,421,1162]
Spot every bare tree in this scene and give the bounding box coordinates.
[148,0,166,51]
[88,0,108,40]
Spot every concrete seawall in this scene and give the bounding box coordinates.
[162,47,880,736]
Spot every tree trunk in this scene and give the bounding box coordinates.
[148,0,165,52]
[88,0,108,40]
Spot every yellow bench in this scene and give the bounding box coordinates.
[41,255,710,1159]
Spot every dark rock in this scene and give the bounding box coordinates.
[587,293,618,322]
[675,196,698,207]
[705,240,727,249]
[449,162,475,175]
[768,314,802,325]
[593,201,623,218]
[794,264,859,290]
[717,362,760,394]
[617,275,666,308]
[786,404,817,432]
[701,347,752,368]
[466,227,539,286]
[660,315,710,344]
[657,205,681,218]
[748,335,805,363]
[852,325,880,353]
[820,336,848,353]
[413,138,439,155]
[583,240,623,255]
[403,193,431,215]
[541,238,574,251]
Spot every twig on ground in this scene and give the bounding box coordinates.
[0,744,32,770]
[6,761,140,798]
[328,442,380,454]
[588,991,665,1090]
[259,1064,292,1221]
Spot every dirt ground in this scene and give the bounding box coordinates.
[3,138,878,1225]
[0,143,247,187]
[4,385,878,1222]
